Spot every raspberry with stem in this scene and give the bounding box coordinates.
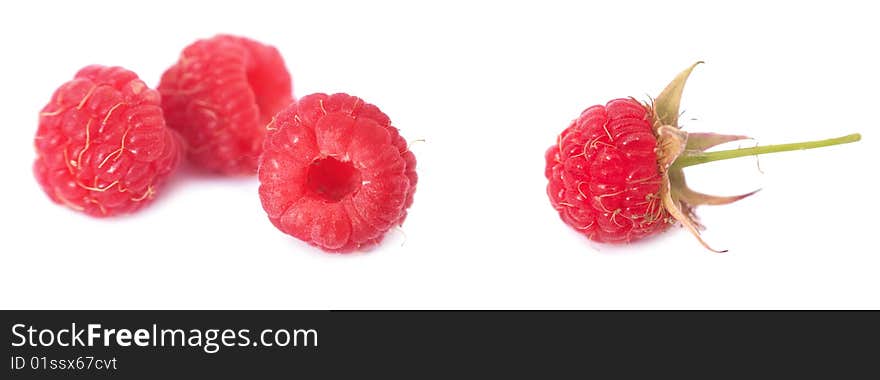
[545,62,861,252]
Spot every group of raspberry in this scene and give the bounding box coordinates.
[34,36,860,253]
[34,35,414,252]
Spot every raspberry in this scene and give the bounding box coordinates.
[34,65,181,217]
[546,98,671,243]
[158,35,293,175]
[258,93,417,252]
[546,62,861,251]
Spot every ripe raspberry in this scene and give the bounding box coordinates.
[258,93,417,252]
[546,98,672,243]
[34,65,181,217]
[158,35,293,175]
[546,62,861,251]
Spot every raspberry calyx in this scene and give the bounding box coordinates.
[652,62,862,252]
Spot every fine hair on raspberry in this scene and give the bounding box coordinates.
[259,93,418,252]
[34,65,181,217]
[159,34,293,175]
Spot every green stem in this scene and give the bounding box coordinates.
[672,133,862,169]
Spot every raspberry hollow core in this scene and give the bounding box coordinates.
[306,157,362,203]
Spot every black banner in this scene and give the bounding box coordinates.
[2,311,877,377]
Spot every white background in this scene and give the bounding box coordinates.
[1,0,877,309]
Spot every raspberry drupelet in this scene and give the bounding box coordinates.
[259,93,418,252]
[159,35,293,175]
[545,62,861,251]
[34,65,181,217]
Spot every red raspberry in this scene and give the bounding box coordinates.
[546,62,861,251]
[158,35,293,175]
[546,98,671,243]
[258,93,417,252]
[34,65,181,217]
